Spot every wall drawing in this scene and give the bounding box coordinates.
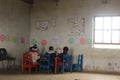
[0,34,26,44]
[52,37,60,44]
[67,17,86,36]
[41,40,47,46]
[31,39,36,45]
[36,18,56,31]
[68,37,92,45]
[49,18,56,28]
[20,37,25,44]
[36,20,49,31]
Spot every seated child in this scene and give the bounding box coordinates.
[56,48,62,56]
[46,46,56,71]
[46,46,55,54]
[58,46,69,62]
[29,44,40,63]
[46,46,56,64]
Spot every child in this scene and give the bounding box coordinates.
[46,46,56,62]
[46,46,56,72]
[46,46,56,63]
[56,48,62,56]
[58,46,69,61]
[29,44,40,63]
[46,46,55,54]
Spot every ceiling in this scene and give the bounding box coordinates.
[21,0,59,4]
[21,0,34,4]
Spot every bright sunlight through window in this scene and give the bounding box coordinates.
[93,16,120,49]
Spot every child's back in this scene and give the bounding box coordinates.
[29,52,39,63]
[29,44,40,63]
[58,46,69,61]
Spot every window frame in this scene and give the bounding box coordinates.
[93,16,120,45]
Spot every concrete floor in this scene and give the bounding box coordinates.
[0,72,120,80]
[0,67,119,80]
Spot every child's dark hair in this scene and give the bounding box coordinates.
[63,46,69,52]
[49,46,54,50]
[29,44,38,52]
[33,44,37,48]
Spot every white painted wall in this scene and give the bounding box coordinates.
[31,0,120,73]
[0,0,31,67]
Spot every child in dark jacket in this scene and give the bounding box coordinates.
[58,46,69,62]
[45,46,56,72]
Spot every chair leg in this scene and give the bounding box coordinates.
[62,65,64,73]
[6,60,9,71]
[54,61,57,73]
[2,61,5,71]
[35,66,38,71]
[48,68,50,73]
[70,64,72,73]
[54,66,57,73]
[13,60,16,69]
[22,65,24,72]
[28,67,32,72]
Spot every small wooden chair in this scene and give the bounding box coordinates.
[39,54,51,73]
[22,53,38,72]
[54,55,72,73]
[0,48,16,71]
[62,54,72,73]
[54,56,61,73]
[76,54,83,71]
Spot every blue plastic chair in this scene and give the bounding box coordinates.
[76,54,83,71]
[39,54,50,73]
[61,54,72,73]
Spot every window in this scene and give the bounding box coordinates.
[93,16,120,48]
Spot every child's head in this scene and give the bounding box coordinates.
[33,44,37,48]
[63,46,69,53]
[49,46,54,51]
[56,48,62,53]
[30,44,38,52]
